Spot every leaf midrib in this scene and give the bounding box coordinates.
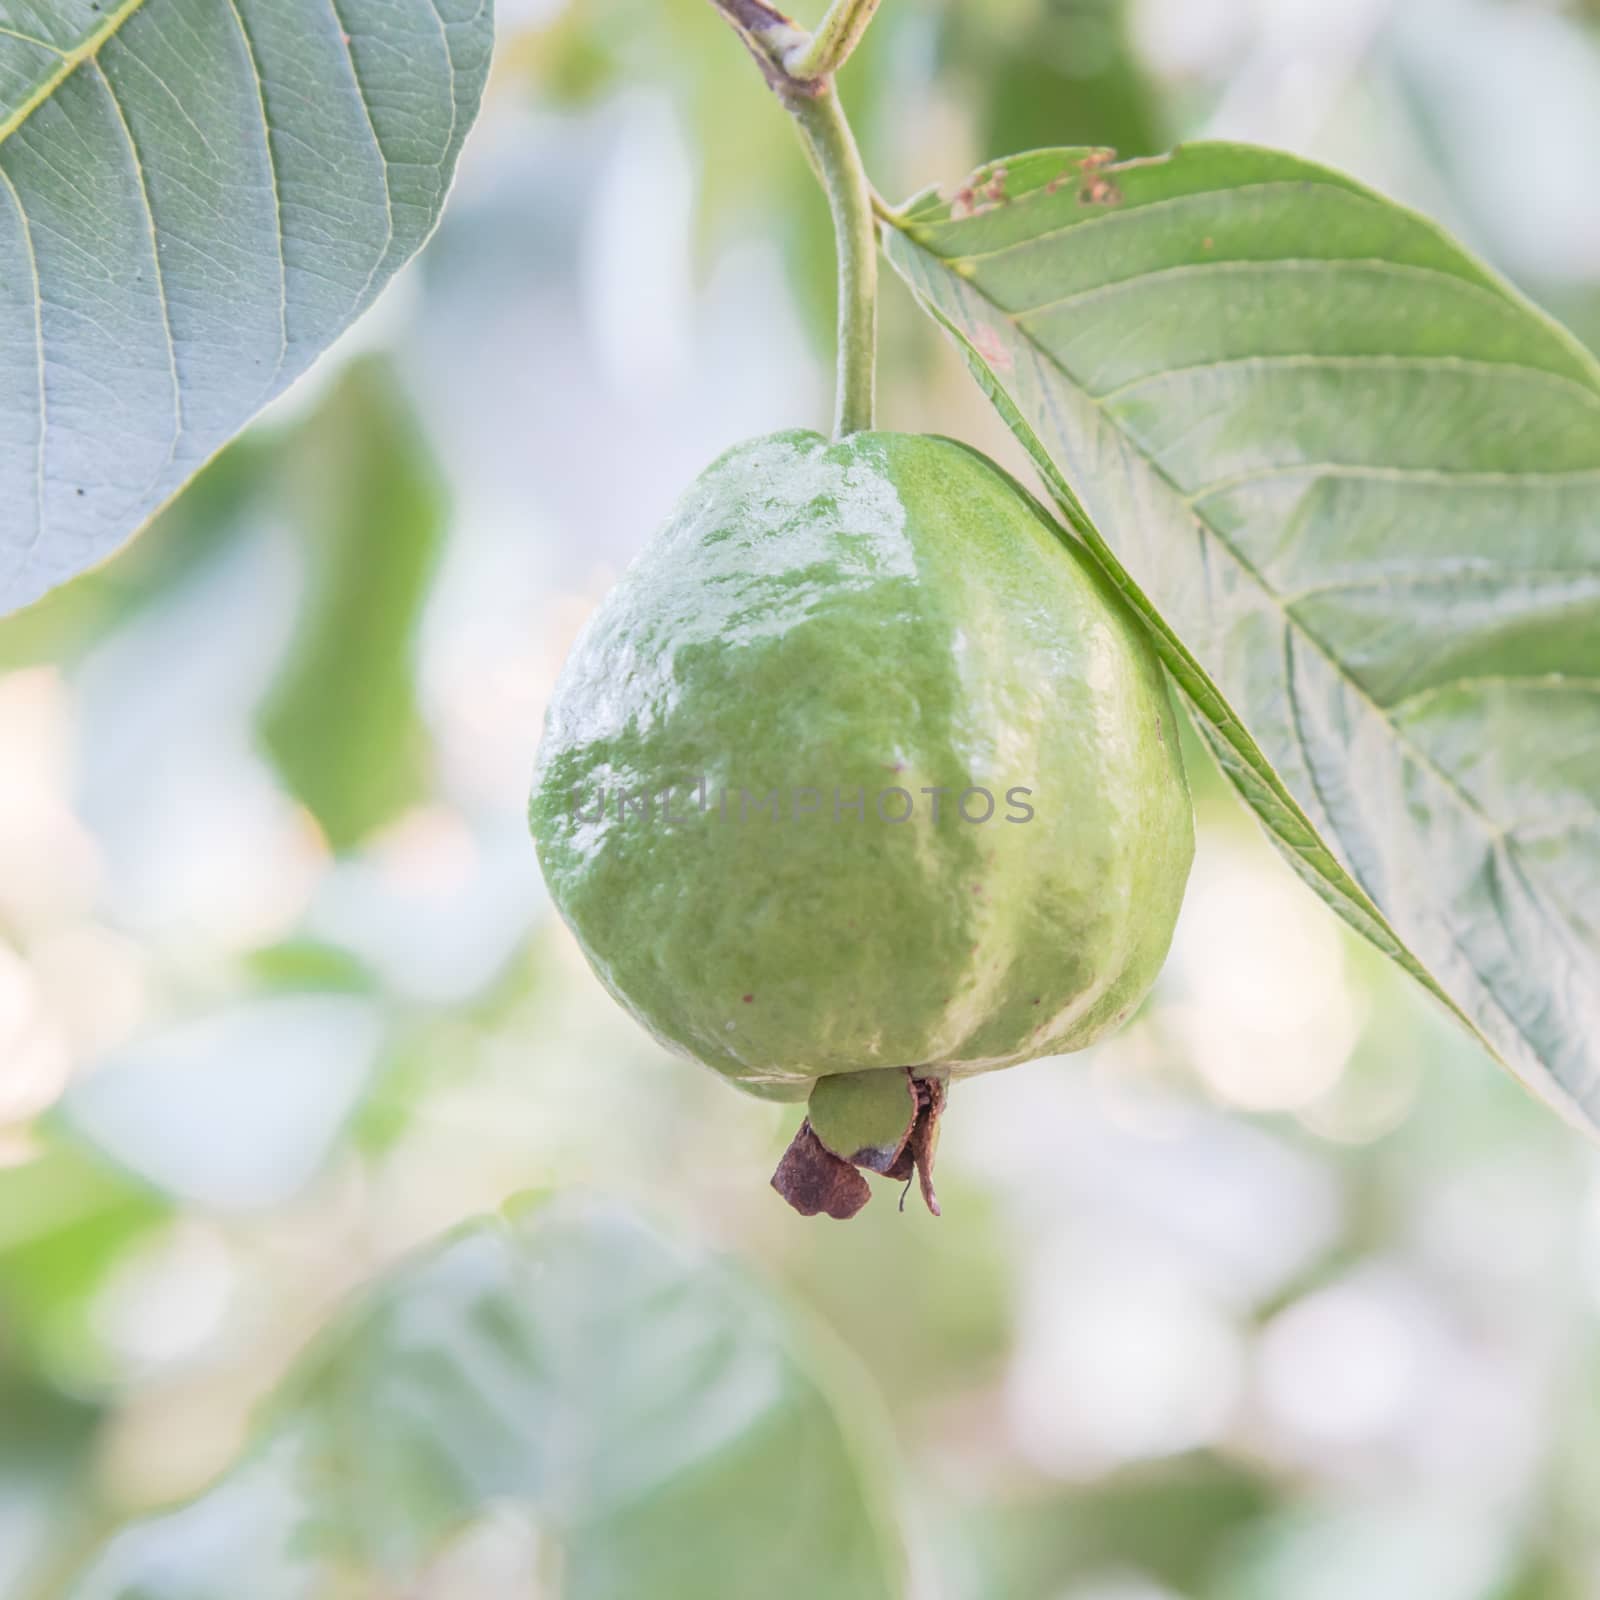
[0,0,152,148]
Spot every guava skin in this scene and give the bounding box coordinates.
[530,429,1193,1103]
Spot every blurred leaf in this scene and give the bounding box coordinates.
[62,1201,908,1599]
[965,1457,1273,1599]
[55,996,385,1213]
[883,142,1600,1135]
[1367,1,1600,368]
[506,0,622,105]
[945,0,1167,161]
[1207,1501,1519,1600]
[1381,0,1600,296]
[0,0,492,617]
[508,0,908,358]
[259,358,446,851]
[514,0,801,253]
[0,1377,103,1600]
[55,1435,323,1600]
[1494,1560,1589,1600]
[242,939,379,996]
[0,1144,167,1390]
[775,1176,1013,1411]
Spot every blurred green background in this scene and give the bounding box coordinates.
[4,0,1600,1595]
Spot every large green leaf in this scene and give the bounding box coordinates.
[882,144,1600,1130]
[61,1202,907,1599]
[0,0,492,617]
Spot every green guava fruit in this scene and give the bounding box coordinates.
[530,429,1193,1217]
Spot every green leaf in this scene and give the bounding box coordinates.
[0,0,492,617]
[62,1202,908,1599]
[944,0,1168,165]
[258,357,445,850]
[1209,1500,1519,1600]
[0,1378,102,1600]
[882,144,1600,1131]
[0,1142,168,1390]
[964,1457,1273,1598]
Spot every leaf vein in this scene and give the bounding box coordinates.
[325,0,393,316]
[1386,674,1600,720]
[91,59,182,481]
[224,0,288,394]
[423,0,461,171]
[1008,254,1570,329]
[1186,461,1600,503]
[1093,351,1600,411]
[0,25,65,55]
[0,0,152,147]
[1284,567,1600,604]
[0,160,46,574]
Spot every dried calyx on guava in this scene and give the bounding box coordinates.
[773,1067,946,1220]
[529,429,1194,1219]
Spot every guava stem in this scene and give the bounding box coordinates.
[782,85,877,436]
[705,0,881,438]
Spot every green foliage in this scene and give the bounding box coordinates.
[510,0,906,354]
[0,0,492,617]
[945,0,1168,162]
[0,1144,167,1390]
[242,939,379,996]
[883,143,1600,1133]
[61,1202,907,1600]
[0,1378,102,1599]
[259,359,446,851]
[963,1457,1274,1596]
[1,4,1599,1596]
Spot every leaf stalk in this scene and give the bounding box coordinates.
[784,0,884,83]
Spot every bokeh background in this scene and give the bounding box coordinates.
[5,0,1600,1594]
